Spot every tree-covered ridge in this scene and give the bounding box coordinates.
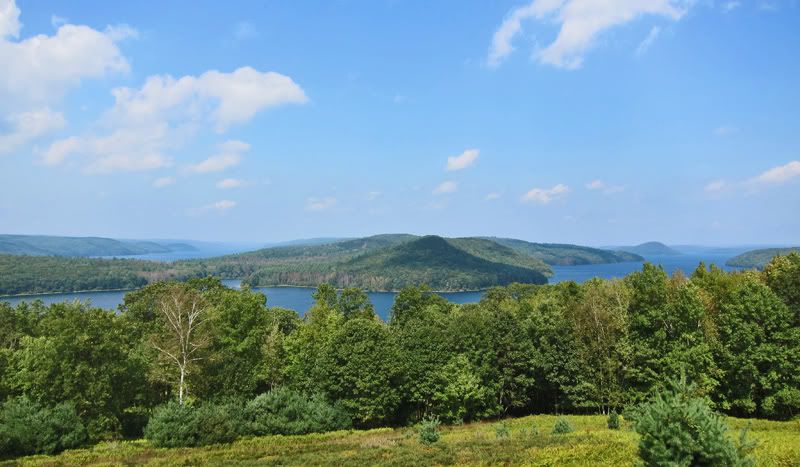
[488,237,643,265]
[0,234,196,257]
[614,241,681,256]
[726,247,800,269]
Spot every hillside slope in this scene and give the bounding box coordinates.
[489,238,643,265]
[614,241,680,256]
[726,247,800,269]
[0,234,195,257]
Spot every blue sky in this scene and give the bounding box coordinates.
[0,0,798,245]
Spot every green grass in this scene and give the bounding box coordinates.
[7,415,799,466]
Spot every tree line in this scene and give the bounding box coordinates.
[0,254,798,457]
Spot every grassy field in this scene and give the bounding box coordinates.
[6,415,800,466]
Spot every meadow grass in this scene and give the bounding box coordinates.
[5,415,799,466]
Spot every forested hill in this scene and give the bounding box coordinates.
[0,234,196,257]
[487,237,643,265]
[613,241,680,256]
[1,233,646,295]
[726,247,800,268]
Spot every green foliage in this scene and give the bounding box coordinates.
[0,396,86,456]
[495,421,511,439]
[144,402,240,448]
[417,416,441,445]
[552,417,573,435]
[607,410,620,430]
[489,237,644,265]
[0,234,185,257]
[727,247,800,269]
[634,378,755,467]
[244,388,351,436]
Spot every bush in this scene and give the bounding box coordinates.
[144,402,240,448]
[495,421,510,439]
[634,378,755,466]
[418,416,441,445]
[607,410,620,430]
[552,417,573,435]
[244,388,351,436]
[0,396,86,456]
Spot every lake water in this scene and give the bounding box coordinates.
[0,253,744,321]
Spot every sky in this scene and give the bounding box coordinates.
[0,0,798,246]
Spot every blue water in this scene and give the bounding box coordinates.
[1,253,742,321]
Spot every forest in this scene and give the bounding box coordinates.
[0,253,798,462]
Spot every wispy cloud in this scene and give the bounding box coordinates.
[586,179,624,194]
[446,148,479,171]
[366,191,381,201]
[233,21,258,41]
[152,176,176,188]
[521,184,570,204]
[216,178,245,189]
[305,196,337,211]
[749,161,800,186]
[704,179,726,193]
[433,181,457,195]
[722,1,741,12]
[714,125,738,136]
[187,140,249,173]
[488,0,689,69]
[636,26,661,56]
[486,192,502,200]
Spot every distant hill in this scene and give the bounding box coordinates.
[613,241,680,256]
[0,235,197,257]
[488,238,643,265]
[726,247,800,269]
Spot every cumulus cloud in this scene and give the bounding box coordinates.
[0,108,65,154]
[305,196,337,211]
[433,181,457,195]
[0,0,132,109]
[152,176,176,188]
[446,148,479,171]
[586,179,624,194]
[705,179,726,192]
[749,161,800,186]
[521,183,570,204]
[217,178,245,189]
[488,0,689,69]
[635,26,661,56]
[187,140,249,173]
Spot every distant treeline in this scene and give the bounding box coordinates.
[1,253,798,457]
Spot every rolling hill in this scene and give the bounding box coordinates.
[0,234,197,257]
[613,241,680,256]
[726,247,800,269]
[488,238,643,265]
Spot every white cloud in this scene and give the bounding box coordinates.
[488,0,689,69]
[750,161,800,186]
[705,179,726,192]
[521,183,570,204]
[50,15,67,28]
[305,196,337,211]
[722,1,741,12]
[104,24,139,41]
[446,148,479,171]
[433,180,457,195]
[187,140,249,173]
[217,178,244,189]
[207,200,236,211]
[586,179,624,194]
[713,125,738,136]
[635,26,661,56]
[152,176,176,188]
[0,0,132,109]
[0,108,65,154]
[486,192,502,200]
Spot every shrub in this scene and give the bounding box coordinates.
[607,410,620,430]
[244,388,351,436]
[495,421,510,439]
[418,416,441,445]
[552,417,573,435]
[634,378,755,466]
[144,402,239,448]
[0,396,86,456]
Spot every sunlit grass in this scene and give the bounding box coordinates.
[7,415,799,466]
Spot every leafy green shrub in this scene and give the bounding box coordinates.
[144,402,240,448]
[0,396,86,456]
[607,410,620,430]
[634,378,755,466]
[552,417,573,435]
[495,421,510,439]
[418,416,441,445]
[244,388,351,436]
